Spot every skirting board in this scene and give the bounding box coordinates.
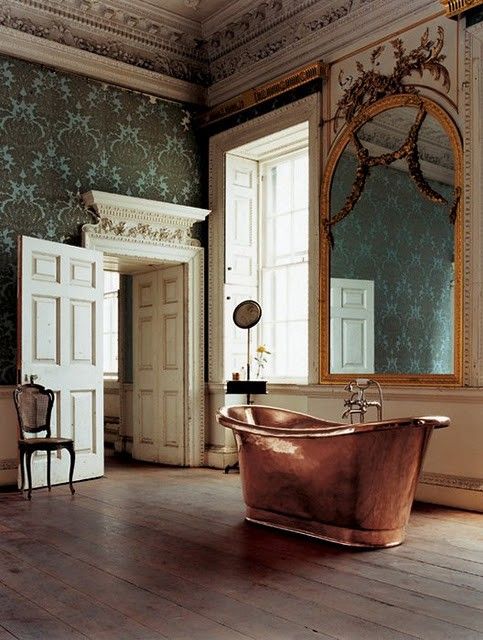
[205,445,238,470]
[416,481,483,512]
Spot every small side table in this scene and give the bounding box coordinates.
[224,379,267,474]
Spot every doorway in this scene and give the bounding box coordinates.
[82,190,209,469]
[102,261,186,466]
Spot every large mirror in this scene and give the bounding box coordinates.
[320,95,462,385]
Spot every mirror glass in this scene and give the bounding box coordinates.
[329,105,455,375]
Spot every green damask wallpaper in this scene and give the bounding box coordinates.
[0,54,202,384]
[331,153,454,374]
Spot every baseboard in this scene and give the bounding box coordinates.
[417,473,483,512]
[204,445,238,469]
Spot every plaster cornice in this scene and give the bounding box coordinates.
[0,25,206,104]
[0,0,447,105]
[207,0,441,105]
[0,0,210,86]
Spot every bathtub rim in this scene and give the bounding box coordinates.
[216,404,450,438]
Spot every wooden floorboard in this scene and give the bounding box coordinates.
[0,460,481,640]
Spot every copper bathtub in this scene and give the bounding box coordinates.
[216,405,449,548]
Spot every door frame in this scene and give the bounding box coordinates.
[82,191,210,467]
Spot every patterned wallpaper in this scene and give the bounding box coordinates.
[0,54,202,385]
[331,153,454,374]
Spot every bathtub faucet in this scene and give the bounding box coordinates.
[342,378,383,423]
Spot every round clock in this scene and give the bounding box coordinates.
[233,300,262,329]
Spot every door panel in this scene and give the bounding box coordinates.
[330,277,374,374]
[19,236,104,487]
[132,265,185,465]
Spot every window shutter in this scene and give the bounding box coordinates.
[224,154,259,378]
[225,154,258,286]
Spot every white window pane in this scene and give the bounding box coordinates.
[261,271,274,321]
[288,263,308,319]
[273,162,291,213]
[293,155,308,209]
[274,213,291,258]
[111,300,118,330]
[103,272,119,378]
[260,324,275,373]
[274,269,287,320]
[104,271,119,294]
[287,321,307,376]
[264,218,275,266]
[274,323,287,375]
[293,209,308,254]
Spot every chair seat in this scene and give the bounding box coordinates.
[19,437,73,446]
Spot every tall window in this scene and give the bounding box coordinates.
[103,271,119,379]
[260,151,309,380]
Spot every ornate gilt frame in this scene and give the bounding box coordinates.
[319,94,463,386]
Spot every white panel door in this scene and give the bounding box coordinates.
[225,154,258,287]
[330,278,374,374]
[132,265,185,465]
[132,271,157,462]
[19,236,104,487]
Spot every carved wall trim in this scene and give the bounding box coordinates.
[82,191,210,466]
[0,25,206,104]
[199,60,327,126]
[420,471,483,491]
[462,29,483,385]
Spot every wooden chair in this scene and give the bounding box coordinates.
[13,383,75,500]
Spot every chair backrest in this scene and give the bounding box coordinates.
[13,383,54,438]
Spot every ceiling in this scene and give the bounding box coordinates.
[151,0,237,22]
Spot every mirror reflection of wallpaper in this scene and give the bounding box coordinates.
[331,153,454,374]
[0,54,202,384]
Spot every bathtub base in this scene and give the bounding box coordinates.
[245,507,405,548]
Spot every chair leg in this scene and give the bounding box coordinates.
[67,445,75,495]
[25,450,33,500]
[19,448,25,492]
[47,450,51,491]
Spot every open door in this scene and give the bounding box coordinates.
[132,265,185,465]
[18,236,104,487]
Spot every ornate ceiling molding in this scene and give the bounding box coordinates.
[0,0,446,103]
[0,25,206,104]
[0,0,210,85]
[206,0,437,106]
[205,0,356,83]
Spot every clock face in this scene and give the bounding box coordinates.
[233,300,262,329]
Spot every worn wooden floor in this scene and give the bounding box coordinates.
[0,460,481,640]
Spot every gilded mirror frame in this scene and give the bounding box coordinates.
[319,93,463,386]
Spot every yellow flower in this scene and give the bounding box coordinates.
[256,344,271,354]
